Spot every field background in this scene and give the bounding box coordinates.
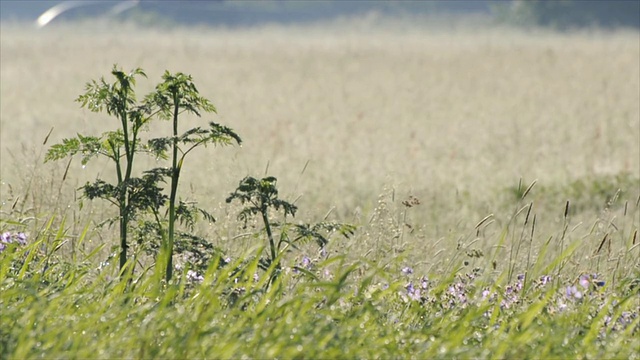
[1,14,640,358]
[1,20,639,272]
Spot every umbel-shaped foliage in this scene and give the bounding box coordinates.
[46,65,241,281]
[227,176,355,279]
[227,176,297,227]
[144,71,241,281]
[46,66,153,275]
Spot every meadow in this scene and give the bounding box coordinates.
[1,20,639,358]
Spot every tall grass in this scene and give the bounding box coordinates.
[1,202,639,358]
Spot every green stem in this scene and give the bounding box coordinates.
[117,86,135,278]
[261,208,277,266]
[166,92,181,282]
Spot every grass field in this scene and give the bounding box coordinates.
[1,20,639,358]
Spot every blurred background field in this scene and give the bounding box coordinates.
[1,0,638,271]
[1,3,639,358]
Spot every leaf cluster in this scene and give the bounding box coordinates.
[226,176,297,227]
[290,222,356,249]
[147,71,216,119]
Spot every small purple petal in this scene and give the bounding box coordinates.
[539,275,551,286]
[406,282,415,294]
[186,270,204,283]
[401,267,413,275]
[566,285,582,299]
[482,289,491,300]
[420,277,428,289]
[579,275,590,289]
[16,232,27,245]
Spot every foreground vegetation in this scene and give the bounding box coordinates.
[2,152,639,358]
[1,192,639,358]
[1,23,639,358]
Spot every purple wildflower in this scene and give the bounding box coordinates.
[406,282,421,301]
[539,275,551,286]
[320,247,327,257]
[579,275,590,289]
[16,233,27,245]
[1,232,11,243]
[186,270,204,283]
[401,267,413,275]
[302,256,311,269]
[566,285,582,299]
[420,277,429,290]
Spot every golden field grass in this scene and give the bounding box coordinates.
[1,22,638,271]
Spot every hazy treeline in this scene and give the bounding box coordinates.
[1,0,638,30]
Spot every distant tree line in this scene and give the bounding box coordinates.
[492,0,640,29]
[2,0,637,30]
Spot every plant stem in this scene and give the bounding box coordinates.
[262,209,277,266]
[166,92,181,282]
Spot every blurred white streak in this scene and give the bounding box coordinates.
[36,0,140,28]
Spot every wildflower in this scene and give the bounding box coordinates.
[0,232,28,253]
[579,275,590,289]
[566,285,582,299]
[186,270,204,283]
[302,256,311,269]
[481,289,491,300]
[401,267,413,275]
[539,275,551,286]
[253,273,259,282]
[420,277,428,290]
[16,232,27,245]
[407,282,415,294]
[406,282,421,301]
[576,274,606,292]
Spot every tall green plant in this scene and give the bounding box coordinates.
[227,176,355,281]
[45,66,157,276]
[145,71,241,281]
[46,66,241,281]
